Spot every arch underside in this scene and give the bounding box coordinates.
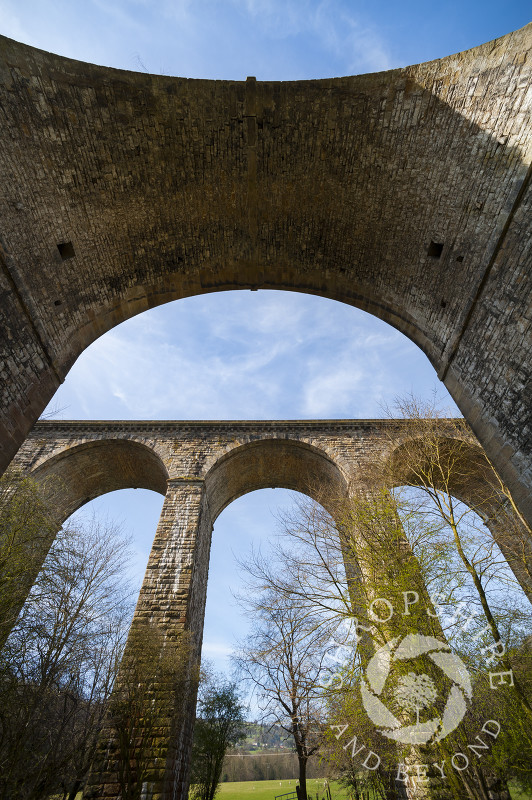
[1,26,529,373]
[0,25,531,524]
[204,438,349,521]
[389,435,532,601]
[31,439,168,522]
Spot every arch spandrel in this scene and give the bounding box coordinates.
[203,438,349,521]
[29,438,169,522]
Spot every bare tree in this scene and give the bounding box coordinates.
[259,492,459,800]
[234,584,334,800]
[381,396,532,603]
[0,514,134,800]
[379,398,532,721]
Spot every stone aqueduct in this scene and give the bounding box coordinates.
[0,19,531,800]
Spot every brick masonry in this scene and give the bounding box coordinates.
[0,25,531,524]
[10,419,532,799]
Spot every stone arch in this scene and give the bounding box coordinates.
[30,438,168,523]
[387,434,532,601]
[1,25,531,527]
[0,437,168,649]
[204,438,349,522]
[387,433,493,500]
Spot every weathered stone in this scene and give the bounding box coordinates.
[0,26,531,524]
[9,418,532,799]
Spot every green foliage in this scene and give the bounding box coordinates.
[0,470,58,646]
[189,675,246,800]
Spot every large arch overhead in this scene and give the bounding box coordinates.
[0,25,531,518]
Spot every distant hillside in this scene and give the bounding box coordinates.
[235,722,292,751]
[223,723,328,782]
[222,752,328,783]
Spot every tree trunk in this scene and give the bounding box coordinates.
[297,756,307,800]
[68,779,82,800]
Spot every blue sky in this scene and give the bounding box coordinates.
[3,0,529,696]
[2,1,530,80]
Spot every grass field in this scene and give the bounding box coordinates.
[510,786,532,800]
[51,777,532,800]
[217,780,532,800]
[218,779,348,800]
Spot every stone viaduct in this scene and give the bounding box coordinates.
[0,24,531,525]
[10,418,532,799]
[1,22,532,799]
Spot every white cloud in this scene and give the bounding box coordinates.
[233,0,312,37]
[90,0,147,33]
[0,1,30,42]
[312,0,391,73]
[56,301,293,419]
[303,364,365,416]
[45,288,449,424]
[231,0,391,73]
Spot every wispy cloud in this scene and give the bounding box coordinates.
[202,641,234,657]
[233,0,313,38]
[46,290,447,423]
[1,0,392,82]
[0,0,30,42]
[90,0,148,34]
[231,0,392,73]
[303,364,365,416]
[311,0,391,73]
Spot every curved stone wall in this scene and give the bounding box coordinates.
[30,437,168,520]
[0,25,531,521]
[204,437,349,519]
